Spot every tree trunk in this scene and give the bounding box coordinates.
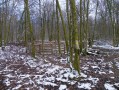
[56,0,68,53]
[56,2,61,55]
[69,0,80,74]
[24,0,35,57]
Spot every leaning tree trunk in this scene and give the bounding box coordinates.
[56,0,68,53]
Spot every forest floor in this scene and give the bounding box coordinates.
[0,41,119,90]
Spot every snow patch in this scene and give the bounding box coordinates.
[115,62,119,69]
[114,83,119,88]
[91,66,100,69]
[80,72,87,78]
[93,44,119,50]
[60,58,67,64]
[99,71,106,75]
[78,83,91,90]
[104,83,116,90]
[3,78,10,86]
[63,72,77,79]
[109,70,114,74]
[12,85,22,90]
[43,82,58,87]
[88,76,99,85]
[82,66,89,70]
[59,85,67,90]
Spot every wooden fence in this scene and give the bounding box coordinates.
[33,40,66,55]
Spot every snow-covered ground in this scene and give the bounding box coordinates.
[0,45,119,90]
[93,40,119,50]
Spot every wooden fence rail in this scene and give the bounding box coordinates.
[33,40,66,55]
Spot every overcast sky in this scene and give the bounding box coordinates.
[59,0,66,9]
